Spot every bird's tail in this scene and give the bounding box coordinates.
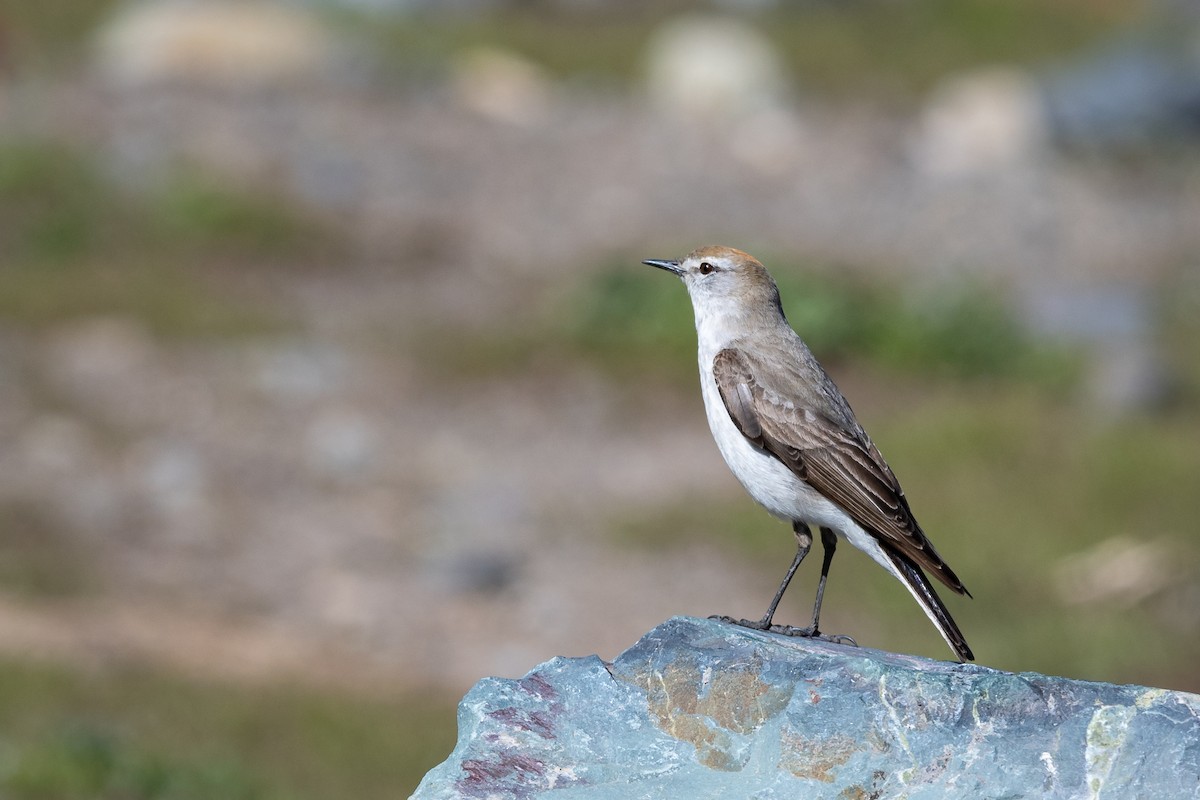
[884,550,974,662]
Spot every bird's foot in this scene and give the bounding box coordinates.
[708,614,773,631]
[709,615,857,647]
[767,624,859,647]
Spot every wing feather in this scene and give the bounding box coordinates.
[712,348,968,596]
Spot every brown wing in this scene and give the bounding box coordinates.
[712,348,969,596]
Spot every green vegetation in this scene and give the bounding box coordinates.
[0,142,112,264]
[765,0,1142,98]
[553,258,1078,386]
[0,141,336,264]
[0,258,282,338]
[419,255,1078,389]
[0,140,341,336]
[147,172,336,259]
[0,658,457,799]
[557,264,698,384]
[1161,264,1200,394]
[354,7,659,87]
[5,729,264,800]
[2,0,123,69]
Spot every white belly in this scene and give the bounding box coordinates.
[698,365,837,523]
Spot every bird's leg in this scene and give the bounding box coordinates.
[772,527,857,647]
[757,522,813,628]
[711,522,811,631]
[809,526,837,633]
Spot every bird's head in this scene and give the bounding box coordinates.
[644,245,785,330]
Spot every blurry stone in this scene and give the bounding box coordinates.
[1042,34,1200,149]
[85,6,1200,283]
[437,551,519,595]
[56,476,126,539]
[911,67,1047,178]
[127,438,209,519]
[1020,283,1169,413]
[19,415,97,479]
[1154,578,1200,635]
[305,409,378,479]
[424,474,533,593]
[251,342,348,403]
[94,0,335,90]
[711,0,780,10]
[0,337,26,429]
[414,616,1200,798]
[289,150,368,212]
[727,106,808,175]
[313,569,379,631]
[451,47,554,127]
[1088,340,1170,414]
[644,15,789,119]
[1056,536,1176,608]
[119,438,216,552]
[1022,282,1149,342]
[17,417,124,536]
[43,318,155,388]
[301,0,501,12]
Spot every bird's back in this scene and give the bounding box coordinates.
[730,325,865,442]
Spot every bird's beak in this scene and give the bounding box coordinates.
[643,258,683,276]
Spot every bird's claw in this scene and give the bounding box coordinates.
[708,614,771,630]
[771,625,858,647]
[710,615,857,647]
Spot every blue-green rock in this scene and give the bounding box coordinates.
[412,616,1200,799]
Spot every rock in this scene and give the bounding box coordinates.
[1019,282,1169,413]
[412,616,1200,799]
[250,341,348,404]
[94,1,336,90]
[643,15,790,119]
[911,67,1048,178]
[451,47,555,127]
[305,408,378,480]
[1054,536,1179,609]
[1041,32,1200,149]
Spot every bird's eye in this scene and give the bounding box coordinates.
[698,261,715,275]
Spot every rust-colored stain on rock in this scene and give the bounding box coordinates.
[778,728,858,782]
[629,659,793,771]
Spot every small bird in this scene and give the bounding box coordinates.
[645,246,974,662]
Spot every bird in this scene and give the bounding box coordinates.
[644,245,974,662]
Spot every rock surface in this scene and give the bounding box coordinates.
[412,616,1200,799]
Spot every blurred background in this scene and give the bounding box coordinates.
[2,0,1200,795]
